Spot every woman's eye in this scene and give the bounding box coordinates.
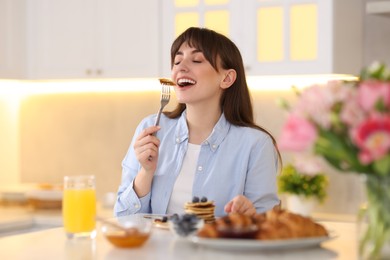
[174,61,181,65]
[193,60,202,63]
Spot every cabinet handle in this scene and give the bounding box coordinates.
[96,69,102,75]
[86,69,92,75]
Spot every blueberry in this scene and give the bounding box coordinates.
[172,213,201,237]
[170,214,179,223]
[183,214,193,221]
[189,215,199,223]
[192,196,200,203]
[200,196,207,202]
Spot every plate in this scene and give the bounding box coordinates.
[190,233,336,251]
[142,215,170,230]
[153,219,170,230]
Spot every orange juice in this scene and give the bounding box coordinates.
[63,188,96,233]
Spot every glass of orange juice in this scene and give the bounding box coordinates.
[63,175,97,239]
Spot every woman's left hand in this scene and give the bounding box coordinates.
[224,195,256,216]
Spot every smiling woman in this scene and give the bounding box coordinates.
[114,27,281,219]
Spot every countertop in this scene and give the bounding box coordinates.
[0,217,358,260]
[0,204,113,237]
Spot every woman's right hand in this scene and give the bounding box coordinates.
[133,126,161,173]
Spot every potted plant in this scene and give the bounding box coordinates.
[278,155,328,216]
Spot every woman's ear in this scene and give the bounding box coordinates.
[221,69,237,89]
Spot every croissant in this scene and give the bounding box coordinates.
[197,208,328,240]
[256,208,328,240]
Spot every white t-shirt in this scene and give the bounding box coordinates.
[166,143,201,215]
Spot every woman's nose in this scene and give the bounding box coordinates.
[176,60,189,72]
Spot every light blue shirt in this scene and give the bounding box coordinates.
[114,111,280,217]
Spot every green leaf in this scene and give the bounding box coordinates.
[374,98,387,112]
[360,61,390,81]
[275,98,290,111]
[373,155,390,176]
[314,128,370,173]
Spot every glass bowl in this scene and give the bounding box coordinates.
[101,217,152,248]
[169,213,204,238]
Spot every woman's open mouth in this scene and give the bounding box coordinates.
[177,78,196,87]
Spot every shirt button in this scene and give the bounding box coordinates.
[134,203,140,209]
[204,141,209,145]
[176,138,180,143]
[212,144,217,149]
[198,166,203,171]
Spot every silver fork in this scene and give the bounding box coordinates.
[148,79,172,161]
[154,78,173,127]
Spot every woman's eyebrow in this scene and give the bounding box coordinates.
[175,49,202,56]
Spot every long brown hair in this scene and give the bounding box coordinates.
[165,27,281,165]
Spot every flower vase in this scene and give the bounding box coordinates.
[358,174,390,259]
[286,195,316,217]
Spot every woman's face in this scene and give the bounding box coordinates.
[171,42,228,106]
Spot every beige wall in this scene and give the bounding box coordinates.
[19,91,161,202]
[0,95,20,184]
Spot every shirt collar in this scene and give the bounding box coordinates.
[175,110,230,152]
[175,111,189,144]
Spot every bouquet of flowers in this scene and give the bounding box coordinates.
[278,62,390,175]
[278,62,390,259]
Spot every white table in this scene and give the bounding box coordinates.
[0,218,357,260]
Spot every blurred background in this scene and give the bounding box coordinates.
[1,0,390,229]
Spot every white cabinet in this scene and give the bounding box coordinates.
[161,0,363,76]
[242,0,363,75]
[26,0,160,79]
[160,0,243,76]
[0,0,160,79]
[0,0,27,79]
[366,0,390,16]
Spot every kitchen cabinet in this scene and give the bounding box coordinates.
[0,0,27,79]
[160,0,243,76]
[366,0,390,16]
[243,0,363,75]
[27,0,160,79]
[161,0,363,76]
[0,0,160,79]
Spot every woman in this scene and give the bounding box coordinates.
[114,27,281,217]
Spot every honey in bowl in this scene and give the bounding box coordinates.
[101,217,152,248]
[105,228,150,248]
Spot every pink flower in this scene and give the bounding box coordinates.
[293,154,324,176]
[358,80,390,111]
[293,84,334,129]
[351,115,390,164]
[293,81,351,129]
[340,94,365,127]
[278,114,317,152]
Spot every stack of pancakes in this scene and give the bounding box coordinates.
[184,200,215,223]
